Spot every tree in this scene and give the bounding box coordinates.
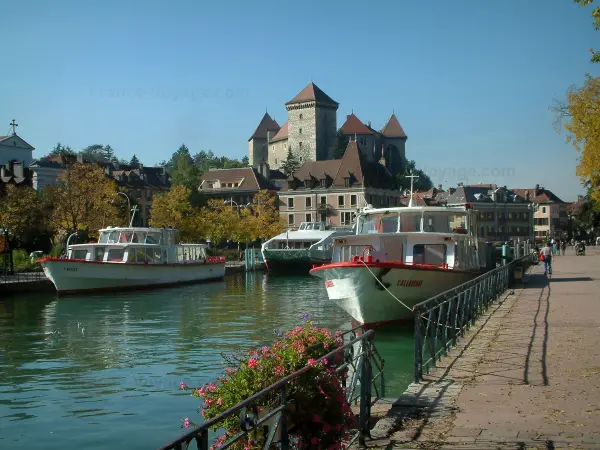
[241,156,249,166]
[130,154,140,166]
[0,185,48,247]
[200,199,236,249]
[46,142,75,158]
[167,144,201,190]
[396,160,434,191]
[102,145,116,162]
[280,148,302,176]
[48,163,122,236]
[331,130,350,159]
[575,0,600,63]
[80,144,106,161]
[251,190,285,241]
[553,75,600,203]
[149,185,197,239]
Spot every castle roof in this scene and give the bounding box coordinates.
[286,82,338,107]
[248,113,280,142]
[380,113,407,138]
[199,167,278,191]
[270,121,288,143]
[339,113,373,135]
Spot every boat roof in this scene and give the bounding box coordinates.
[269,229,352,241]
[99,226,179,233]
[360,206,468,215]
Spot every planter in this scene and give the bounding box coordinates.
[259,403,296,443]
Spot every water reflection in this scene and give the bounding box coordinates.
[0,273,414,450]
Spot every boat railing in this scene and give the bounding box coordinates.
[158,326,384,450]
[412,253,536,383]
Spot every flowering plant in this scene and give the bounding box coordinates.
[181,315,354,450]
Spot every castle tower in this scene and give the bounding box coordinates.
[248,112,280,167]
[285,82,338,163]
[380,113,407,176]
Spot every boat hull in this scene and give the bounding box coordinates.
[310,263,478,326]
[262,249,329,273]
[39,259,226,294]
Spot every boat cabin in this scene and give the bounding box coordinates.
[298,222,326,231]
[67,227,209,264]
[331,207,486,271]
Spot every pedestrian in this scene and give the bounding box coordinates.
[551,238,557,256]
[556,239,561,256]
[561,240,567,255]
[540,241,552,275]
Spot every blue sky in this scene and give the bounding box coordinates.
[1,0,598,201]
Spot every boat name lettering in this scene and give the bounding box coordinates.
[325,280,334,288]
[397,279,422,288]
[64,267,78,272]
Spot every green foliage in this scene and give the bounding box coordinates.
[79,144,120,163]
[50,244,64,257]
[130,154,140,166]
[280,148,302,176]
[11,249,41,272]
[46,142,75,157]
[181,319,353,450]
[0,184,50,248]
[574,0,600,62]
[331,130,350,159]
[396,160,433,191]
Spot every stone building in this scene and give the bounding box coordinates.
[248,83,408,177]
[512,185,567,241]
[278,141,402,229]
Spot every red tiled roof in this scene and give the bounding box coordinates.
[380,113,407,138]
[248,113,280,141]
[285,160,342,186]
[270,121,288,142]
[199,167,276,191]
[339,113,374,135]
[512,187,564,204]
[333,140,364,187]
[286,82,338,106]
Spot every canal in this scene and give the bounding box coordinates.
[0,273,414,449]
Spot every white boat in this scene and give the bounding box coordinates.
[261,222,354,272]
[38,226,226,294]
[309,205,487,327]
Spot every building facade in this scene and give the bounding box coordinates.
[0,133,35,167]
[513,185,567,241]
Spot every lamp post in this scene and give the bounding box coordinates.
[223,199,252,251]
[117,192,132,225]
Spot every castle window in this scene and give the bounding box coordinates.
[299,142,303,148]
[320,179,326,188]
[320,196,327,205]
[299,128,302,134]
[299,114,303,120]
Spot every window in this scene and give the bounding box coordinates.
[306,197,312,208]
[299,142,303,148]
[320,195,327,205]
[358,213,398,234]
[542,207,546,214]
[320,212,326,222]
[94,247,106,261]
[399,212,422,232]
[306,213,312,222]
[350,195,357,207]
[288,214,294,225]
[320,179,326,187]
[341,212,353,225]
[72,249,88,260]
[299,128,302,134]
[288,198,294,209]
[413,244,446,265]
[423,213,450,233]
[107,248,125,262]
[275,158,278,164]
[344,177,351,187]
[299,114,303,120]
[338,195,345,207]
[524,212,528,220]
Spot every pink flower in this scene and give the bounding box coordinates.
[183,417,190,428]
[311,437,319,445]
[201,410,206,418]
[180,381,187,390]
[307,358,317,366]
[335,424,342,431]
[247,358,258,369]
[323,423,331,433]
[208,383,217,392]
[217,397,223,406]
[312,413,321,423]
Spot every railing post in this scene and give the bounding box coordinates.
[359,337,373,447]
[280,385,289,450]
[195,429,208,450]
[414,308,422,383]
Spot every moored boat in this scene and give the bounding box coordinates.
[309,205,487,327]
[38,226,226,294]
[261,222,354,272]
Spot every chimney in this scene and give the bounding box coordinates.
[458,182,464,187]
[525,191,530,201]
[438,184,442,191]
[76,153,84,164]
[535,183,540,195]
[367,121,371,128]
[13,162,24,179]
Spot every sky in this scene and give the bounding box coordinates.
[1,0,598,202]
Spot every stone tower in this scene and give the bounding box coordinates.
[285,82,338,163]
[380,113,407,176]
[248,113,280,167]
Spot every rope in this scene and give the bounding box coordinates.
[358,259,460,331]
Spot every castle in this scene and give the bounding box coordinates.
[247,82,408,177]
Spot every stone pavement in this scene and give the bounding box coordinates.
[367,249,600,449]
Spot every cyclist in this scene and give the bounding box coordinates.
[540,241,552,275]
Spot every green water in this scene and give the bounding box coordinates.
[0,273,414,449]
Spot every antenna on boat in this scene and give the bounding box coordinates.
[406,172,419,207]
[129,205,139,227]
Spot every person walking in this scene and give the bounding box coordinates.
[561,240,567,255]
[540,241,553,275]
[551,238,557,256]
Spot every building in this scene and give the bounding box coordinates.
[447,184,534,242]
[512,185,567,241]
[248,82,407,177]
[0,121,35,167]
[278,140,402,229]
[198,165,283,206]
[0,160,32,189]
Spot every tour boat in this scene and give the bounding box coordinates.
[261,222,354,272]
[309,205,488,327]
[38,226,226,294]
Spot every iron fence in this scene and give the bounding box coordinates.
[413,254,534,382]
[159,327,384,450]
[0,270,47,284]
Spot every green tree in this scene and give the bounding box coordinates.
[46,142,75,158]
[102,145,116,162]
[241,156,249,166]
[130,154,140,166]
[80,144,105,161]
[331,130,350,159]
[280,148,302,176]
[396,161,433,191]
[575,0,600,63]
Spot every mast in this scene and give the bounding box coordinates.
[407,172,419,207]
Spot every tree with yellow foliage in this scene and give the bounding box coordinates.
[554,75,600,203]
[149,185,199,240]
[0,184,47,246]
[200,199,237,249]
[250,190,285,241]
[574,0,600,63]
[47,163,122,237]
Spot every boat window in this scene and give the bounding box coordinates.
[119,231,133,243]
[299,223,306,230]
[127,250,135,263]
[423,213,450,233]
[358,213,398,234]
[99,232,109,244]
[72,249,88,260]
[399,212,422,232]
[94,247,106,261]
[107,248,125,262]
[135,248,146,263]
[413,244,446,265]
[449,213,468,233]
[101,231,118,244]
[145,232,161,245]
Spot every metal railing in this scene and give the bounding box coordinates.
[0,270,47,284]
[159,327,385,450]
[413,254,534,382]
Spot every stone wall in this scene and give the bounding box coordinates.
[287,103,317,163]
[268,138,288,169]
[315,107,338,160]
[248,138,267,166]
